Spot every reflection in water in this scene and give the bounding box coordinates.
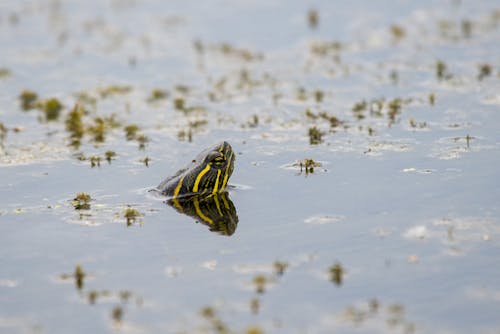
[167,192,238,236]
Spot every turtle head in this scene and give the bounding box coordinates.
[187,141,235,195]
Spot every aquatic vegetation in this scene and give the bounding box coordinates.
[98,85,132,98]
[329,263,344,286]
[477,63,492,80]
[408,118,427,129]
[308,126,324,145]
[40,98,63,121]
[314,90,324,103]
[390,24,406,40]
[0,122,7,143]
[0,68,11,78]
[105,150,116,163]
[18,90,38,111]
[140,157,150,167]
[88,118,106,143]
[310,40,343,57]
[307,8,319,29]
[296,158,322,175]
[124,207,142,226]
[74,265,85,290]
[387,98,403,124]
[200,306,230,334]
[136,134,149,150]
[273,261,288,276]
[250,298,260,314]
[428,93,436,105]
[89,155,102,168]
[246,326,264,334]
[177,128,193,142]
[147,89,168,102]
[111,306,123,323]
[124,124,140,140]
[65,104,85,148]
[173,97,185,111]
[88,290,98,304]
[72,192,92,210]
[352,100,367,120]
[253,275,267,294]
[436,60,452,80]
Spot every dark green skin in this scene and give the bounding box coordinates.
[157,141,235,197]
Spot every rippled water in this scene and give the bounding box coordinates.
[1,1,499,333]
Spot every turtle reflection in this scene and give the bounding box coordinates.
[167,191,238,236]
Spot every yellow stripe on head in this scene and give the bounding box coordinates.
[193,163,211,193]
[221,151,233,190]
[173,176,185,198]
[212,169,222,194]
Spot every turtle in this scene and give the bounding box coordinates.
[157,141,235,198]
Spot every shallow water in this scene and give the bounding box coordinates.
[1,1,499,333]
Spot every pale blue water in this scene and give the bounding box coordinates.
[0,1,499,333]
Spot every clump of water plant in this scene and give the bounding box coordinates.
[253,275,268,294]
[124,124,140,140]
[72,192,92,210]
[124,207,142,226]
[387,98,403,124]
[296,158,322,175]
[89,155,102,168]
[105,151,116,163]
[477,63,492,81]
[307,8,319,29]
[18,90,38,110]
[65,104,86,148]
[61,264,86,290]
[200,305,230,334]
[40,98,63,121]
[147,89,168,102]
[390,24,406,41]
[0,68,11,78]
[436,60,452,80]
[140,157,150,167]
[273,260,289,276]
[111,305,123,324]
[329,262,344,286]
[308,126,324,145]
[173,97,185,111]
[99,85,132,98]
